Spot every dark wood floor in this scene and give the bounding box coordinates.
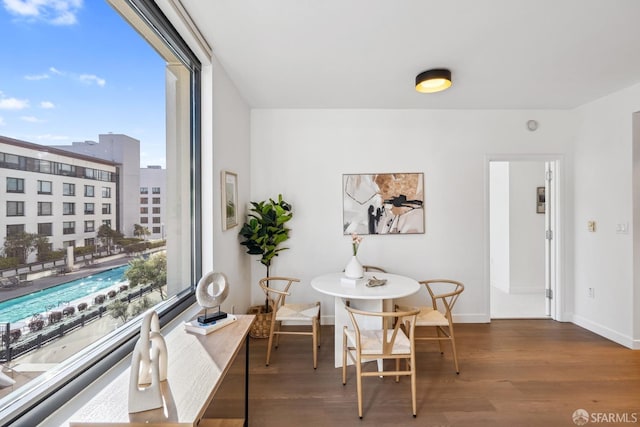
[207,320,640,427]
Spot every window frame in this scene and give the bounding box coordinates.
[84,203,95,215]
[84,220,95,233]
[0,0,202,424]
[38,180,53,195]
[38,201,53,216]
[6,224,24,236]
[62,221,76,235]
[63,202,76,215]
[6,201,25,217]
[6,177,24,193]
[37,222,53,236]
[63,182,76,196]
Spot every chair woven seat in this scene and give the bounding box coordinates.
[260,277,321,369]
[398,279,464,374]
[276,303,320,322]
[344,329,411,355]
[414,306,448,325]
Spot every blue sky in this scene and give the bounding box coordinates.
[0,0,166,167]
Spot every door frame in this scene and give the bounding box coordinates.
[484,154,565,322]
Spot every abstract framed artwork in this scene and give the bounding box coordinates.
[222,170,238,230]
[343,173,425,235]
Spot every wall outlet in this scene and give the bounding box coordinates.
[588,288,595,298]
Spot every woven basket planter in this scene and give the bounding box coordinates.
[247,305,272,339]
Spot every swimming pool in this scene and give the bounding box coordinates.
[0,265,128,324]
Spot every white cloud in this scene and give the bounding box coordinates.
[0,116,5,126]
[20,115,43,123]
[2,0,83,26]
[40,101,55,109]
[0,97,29,110]
[26,66,107,88]
[24,73,50,80]
[79,74,106,87]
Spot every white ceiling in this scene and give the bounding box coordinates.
[180,0,640,110]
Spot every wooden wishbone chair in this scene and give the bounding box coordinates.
[342,305,420,419]
[362,265,387,273]
[398,279,464,374]
[259,277,321,369]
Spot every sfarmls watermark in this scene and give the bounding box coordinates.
[573,409,638,425]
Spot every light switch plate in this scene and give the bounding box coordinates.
[588,221,596,232]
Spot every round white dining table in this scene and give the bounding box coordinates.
[311,272,420,368]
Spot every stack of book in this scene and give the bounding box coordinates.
[184,314,238,335]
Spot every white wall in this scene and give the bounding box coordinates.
[250,109,575,324]
[572,83,640,348]
[207,56,252,315]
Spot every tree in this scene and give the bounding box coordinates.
[2,232,38,264]
[133,224,151,240]
[97,224,122,255]
[35,235,52,262]
[124,257,148,289]
[125,252,167,300]
[108,299,130,324]
[147,252,167,300]
[131,296,153,317]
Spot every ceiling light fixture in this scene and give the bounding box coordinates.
[415,68,452,93]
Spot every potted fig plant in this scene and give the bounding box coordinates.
[239,195,292,336]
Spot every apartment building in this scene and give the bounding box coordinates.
[52,134,141,238]
[139,165,166,240]
[0,136,117,260]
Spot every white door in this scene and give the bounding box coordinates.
[489,159,557,319]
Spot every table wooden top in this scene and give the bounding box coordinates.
[67,313,254,427]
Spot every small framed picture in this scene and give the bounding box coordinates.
[536,186,545,214]
[222,171,238,230]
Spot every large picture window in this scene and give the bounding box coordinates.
[0,0,201,424]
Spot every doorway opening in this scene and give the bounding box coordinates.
[489,159,558,319]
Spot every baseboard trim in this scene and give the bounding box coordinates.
[572,314,636,349]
